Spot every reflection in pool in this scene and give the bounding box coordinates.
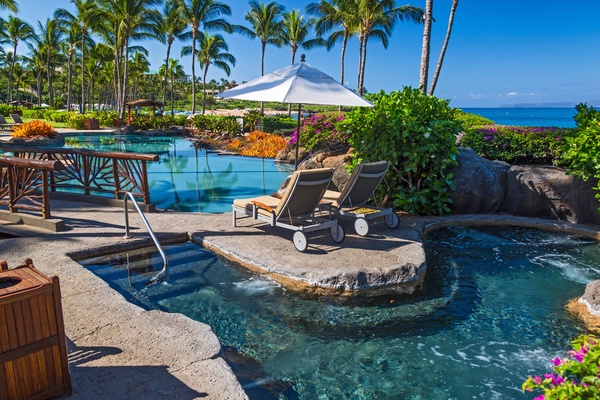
[64,135,293,213]
[81,226,600,399]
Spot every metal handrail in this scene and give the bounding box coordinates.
[123,191,168,280]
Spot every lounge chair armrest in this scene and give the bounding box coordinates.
[251,200,275,214]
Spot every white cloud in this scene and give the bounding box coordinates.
[507,92,518,97]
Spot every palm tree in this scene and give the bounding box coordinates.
[307,0,358,93]
[281,9,325,65]
[238,1,285,77]
[97,0,162,118]
[193,32,235,114]
[23,48,45,105]
[0,0,17,12]
[159,0,187,106]
[128,50,151,99]
[55,0,100,113]
[237,1,285,114]
[158,58,185,114]
[429,0,459,96]
[355,0,422,95]
[281,9,325,115]
[35,18,65,107]
[176,0,232,115]
[0,16,34,102]
[57,24,92,112]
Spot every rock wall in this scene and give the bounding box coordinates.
[451,148,600,225]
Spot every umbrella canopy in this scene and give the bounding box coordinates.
[218,56,373,169]
[218,59,372,108]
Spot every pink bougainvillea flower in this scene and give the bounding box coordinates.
[551,357,562,366]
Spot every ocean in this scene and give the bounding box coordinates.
[461,107,577,128]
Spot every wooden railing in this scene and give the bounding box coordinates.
[0,155,64,219]
[2,147,159,207]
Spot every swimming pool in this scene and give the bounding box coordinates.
[80,225,600,399]
[63,135,293,213]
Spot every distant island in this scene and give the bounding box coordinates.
[498,101,600,108]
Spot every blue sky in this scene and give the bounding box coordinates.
[4,0,600,107]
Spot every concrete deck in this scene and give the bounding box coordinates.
[1,199,600,399]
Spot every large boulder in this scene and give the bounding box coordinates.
[500,166,600,225]
[450,148,510,213]
[580,280,600,317]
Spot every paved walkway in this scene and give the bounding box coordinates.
[1,199,599,399]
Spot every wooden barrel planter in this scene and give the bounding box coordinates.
[0,266,72,399]
[83,118,99,130]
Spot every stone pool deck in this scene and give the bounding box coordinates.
[1,200,600,399]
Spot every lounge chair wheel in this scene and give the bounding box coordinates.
[354,218,369,236]
[293,231,308,252]
[384,212,400,229]
[330,223,345,243]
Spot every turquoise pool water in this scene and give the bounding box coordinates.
[81,225,600,399]
[64,135,293,213]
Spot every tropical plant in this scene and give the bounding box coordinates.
[236,1,285,114]
[55,0,100,113]
[262,115,297,133]
[158,58,185,114]
[34,18,65,107]
[0,0,17,12]
[294,111,347,153]
[186,32,235,114]
[453,109,494,128]
[11,119,57,138]
[355,0,423,96]
[241,130,287,157]
[523,334,600,399]
[307,0,358,95]
[97,0,163,119]
[176,0,232,115]
[0,16,35,102]
[461,125,569,165]
[159,0,187,106]
[561,103,600,212]
[340,87,460,215]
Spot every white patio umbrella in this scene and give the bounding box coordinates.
[217,55,373,169]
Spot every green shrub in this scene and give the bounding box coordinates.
[294,112,346,153]
[340,87,460,215]
[262,115,297,133]
[561,103,600,212]
[461,125,569,165]
[243,109,261,131]
[189,114,216,131]
[47,112,69,123]
[454,109,494,129]
[66,113,86,129]
[0,103,11,116]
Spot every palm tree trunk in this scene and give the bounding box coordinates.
[429,0,459,96]
[191,30,197,115]
[120,37,130,120]
[202,65,208,115]
[67,53,73,111]
[9,43,17,102]
[260,41,266,115]
[170,69,175,115]
[339,32,349,111]
[81,32,85,113]
[163,42,171,106]
[46,54,53,106]
[419,0,433,93]
[36,73,42,106]
[358,35,367,96]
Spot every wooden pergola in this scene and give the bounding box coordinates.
[125,99,164,124]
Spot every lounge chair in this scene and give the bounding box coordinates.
[0,115,16,130]
[9,114,23,125]
[320,161,399,236]
[232,167,345,252]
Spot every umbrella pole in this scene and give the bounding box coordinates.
[294,103,302,170]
